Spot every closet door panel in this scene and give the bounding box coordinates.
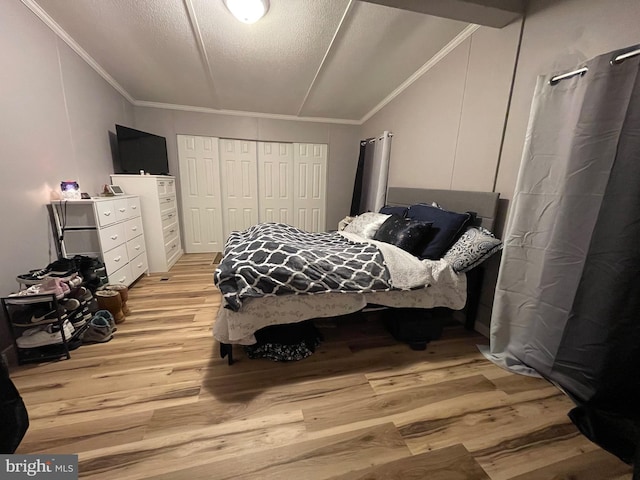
[220,139,259,239]
[258,142,294,225]
[294,143,327,232]
[177,135,224,253]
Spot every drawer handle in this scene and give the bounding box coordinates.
[169,229,175,234]
[171,244,176,250]
[159,182,165,186]
[134,245,141,250]
[114,256,122,263]
[110,234,118,240]
[131,205,138,210]
[166,198,172,202]
[103,211,111,216]
[132,226,138,231]
[137,263,143,268]
[118,277,126,283]
[119,208,126,213]
[169,181,174,185]
[168,214,174,218]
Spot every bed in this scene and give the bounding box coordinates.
[213,188,500,364]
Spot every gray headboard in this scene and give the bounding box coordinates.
[386,187,500,231]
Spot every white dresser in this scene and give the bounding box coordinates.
[110,175,183,272]
[49,195,148,286]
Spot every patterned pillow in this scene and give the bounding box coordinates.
[343,212,390,239]
[443,227,503,273]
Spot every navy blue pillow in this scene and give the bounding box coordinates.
[373,215,432,256]
[407,204,472,259]
[379,205,407,217]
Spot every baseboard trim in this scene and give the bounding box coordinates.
[474,322,490,338]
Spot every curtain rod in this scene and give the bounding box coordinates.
[549,67,588,85]
[549,47,640,85]
[611,48,640,65]
[364,132,394,144]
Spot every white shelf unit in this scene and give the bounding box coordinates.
[110,175,183,273]
[49,196,148,286]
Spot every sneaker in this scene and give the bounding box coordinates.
[12,305,67,327]
[17,320,75,348]
[92,310,116,333]
[81,314,114,344]
[8,278,71,304]
[68,307,91,328]
[16,258,77,285]
[69,286,93,303]
[60,298,81,312]
[62,273,83,289]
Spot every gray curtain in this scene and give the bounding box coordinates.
[481,46,640,466]
[350,132,393,215]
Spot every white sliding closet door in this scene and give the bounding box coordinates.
[219,139,259,239]
[257,142,294,224]
[177,135,224,253]
[294,143,327,232]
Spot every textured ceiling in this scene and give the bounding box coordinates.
[28,0,516,123]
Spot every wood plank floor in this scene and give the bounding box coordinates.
[11,253,632,479]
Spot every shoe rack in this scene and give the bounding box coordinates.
[1,294,86,365]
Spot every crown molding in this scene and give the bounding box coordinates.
[360,23,480,124]
[134,101,362,125]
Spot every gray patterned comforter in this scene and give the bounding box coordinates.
[214,223,392,311]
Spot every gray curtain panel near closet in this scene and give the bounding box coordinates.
[481,45,640,466]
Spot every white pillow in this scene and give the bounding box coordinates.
[343,212,390,239]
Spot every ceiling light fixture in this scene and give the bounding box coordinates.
[224,0,269,24]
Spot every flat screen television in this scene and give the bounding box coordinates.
[115,124,169,175]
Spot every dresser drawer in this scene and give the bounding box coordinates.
[123,216,144,241]
[130,252,148,279]
[125,197,141,218]
[99,222,126,252]
[161,208,178,227]
[159,194,176,213]
[114,198,131,222]
[167,248,181,270]
[126,235,146,260]
[163,221,179,242]
[156,178,176,195]
[108,262,133,287]
[103,243,129,276]
[164,234,180,258]
[95,200,117,227]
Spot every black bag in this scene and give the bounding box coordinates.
[383,308,446,351]
[254,320,323,351]
[0,359,29,453]
[244,321,324,362]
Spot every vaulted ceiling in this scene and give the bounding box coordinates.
[26,0,523,123]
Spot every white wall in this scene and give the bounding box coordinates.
[0,0,133,355]
[362,22,521,194]
[132,107,361,231]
